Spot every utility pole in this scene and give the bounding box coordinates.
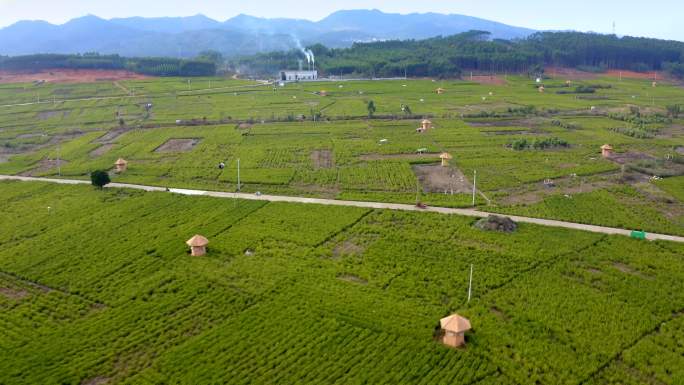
[237,158,241,192]
[187,79,191,91]
[467,264,473,303]
[57,143,62,177]
[472,170,477,206]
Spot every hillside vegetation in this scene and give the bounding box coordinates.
[235,31,684,78]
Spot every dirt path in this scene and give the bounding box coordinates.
[113,81,131,95]
[1,175,682,243]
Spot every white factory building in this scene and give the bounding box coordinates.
[280,70,318,82]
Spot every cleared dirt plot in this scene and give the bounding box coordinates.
[0,287,29,300]
[337,273,368,285]
[154,138,201,153]
[89,144,114,158]
[36,110,61,120]
[81,376,110,385]
[359,152,441,161]
[0,69,150,84]
[332,239,365,258]
[545,67,663,81]
[413,164,472,193]
[19,159,67,176]
[606,151,656,165]
[311,149,333,169]
[95,129,127,144]
[470,75,507,85]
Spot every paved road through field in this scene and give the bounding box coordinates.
[2,174,683,243]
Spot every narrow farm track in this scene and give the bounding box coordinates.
[2,174,683,243]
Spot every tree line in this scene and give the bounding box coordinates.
[0,53,217,77]
[232,31,684,79]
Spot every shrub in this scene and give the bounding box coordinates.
[90,170,111,189]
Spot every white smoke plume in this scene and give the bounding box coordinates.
[291,35,315,69]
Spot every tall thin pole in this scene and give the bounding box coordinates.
[467,264,473,303]
[237,158,241,192]
[472,170,477,206]
[57,143,61,177]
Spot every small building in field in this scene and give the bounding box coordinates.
[417,119,433,132]
[319,90,328,97]
[436,88,446,94]
[186,235,209,256]
[538,85,545,93]
[114,158,128,173]
[440,314,471,348]
[280,70,318,82]
[440,152,453,167]
[601,144,614,158]
[652,81,657,88]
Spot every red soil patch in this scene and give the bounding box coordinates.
[470,75,507,85]
[545,67,663,81]
[604,69,661,80]
[0,69,150,84]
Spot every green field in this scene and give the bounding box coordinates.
[0,73,682,237]
[0,180,683,384]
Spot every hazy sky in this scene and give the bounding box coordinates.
[0,0,681,41]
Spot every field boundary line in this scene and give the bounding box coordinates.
[1,175,683,243]
[578,308,684,385]
[0,269,107,308]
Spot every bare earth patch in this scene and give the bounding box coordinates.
[19,159,68,177]
[0,287,29,300]
[154,139,201,153]
[90,144,114,158]
[612,262,653,280]
[0,69,150,84]
[607,152,656,165]
[469,75,507,85]
[36,110,61,120]
[311,149,334,169]
[81,376,110,385]
[413,164,472,193]
[360,153,441,161]
[95,129,128,144]
[337,274,368,285]
[333,240,365,257]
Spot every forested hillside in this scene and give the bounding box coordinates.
[233,31,684,78]
[0,53,218,77]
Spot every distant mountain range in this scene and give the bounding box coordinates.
[0,10,536,58]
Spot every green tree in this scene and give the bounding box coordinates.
[90,170,111,189]
[367,100,376,118]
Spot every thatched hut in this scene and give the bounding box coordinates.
[601,144,614,158]
[538,85,545,93]
[436,87,446,94]
[186,235,209,257]
[440,152,453,167]
[114,158,128,173]
[439,314,471,347]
